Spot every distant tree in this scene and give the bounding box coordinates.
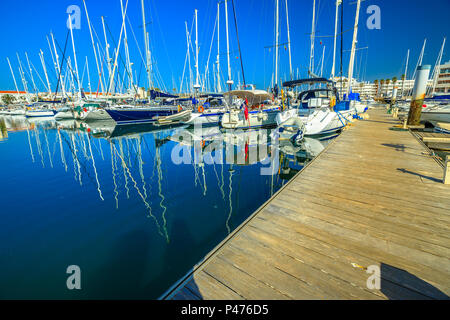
[392,76,398,84]
[1,94,14,105]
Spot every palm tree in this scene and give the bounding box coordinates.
[400,74,406,97]
[374,79,379,97]
[380,79,385,96]
[386,79,391,96]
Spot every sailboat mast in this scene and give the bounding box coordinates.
[17,53,31,103]
[25,52,38,97]
[141,0,152,90]
[412,39,427,80]
[120,0,134,93]
[285,0,293,80]
[7,57,20,95]
[225,0,233,90]
[68,14,82,100]
[331,0,341,80]
[39,50,52,95]
[401,49,410,98]
[216,1,221,93]
[194,9,201,93]
[102,16,113,93]
[346,0,361,96]
[108,0,129,94]
[51,32,66,98]
[83,0,105,95]
[86,56,92,97]
[309,0,316,76]
[275,0,279,85]
[431,37,446,95]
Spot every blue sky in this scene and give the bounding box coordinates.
[0,0,449,92]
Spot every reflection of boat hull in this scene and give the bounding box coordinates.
[82,109,113,121]
[25,110,57,117]
[105,107,179,124]
[55,110,75,120]
[221,107,280,129]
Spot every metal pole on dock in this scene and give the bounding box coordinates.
[444,156,450,184]
[407,65,430,126]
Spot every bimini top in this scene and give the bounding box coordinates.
[223,90,271,105]
[282,78,333,88]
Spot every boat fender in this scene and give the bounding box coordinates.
[178,105,182,112]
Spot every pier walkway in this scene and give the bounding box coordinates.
[163,107,450,300]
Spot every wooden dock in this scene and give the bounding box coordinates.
[163,107,450,300]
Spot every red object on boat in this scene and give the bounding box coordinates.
[422,104,427,108]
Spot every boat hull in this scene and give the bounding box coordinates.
[25,110,57,118]
[221,107,280,129]
[105,107,179,124]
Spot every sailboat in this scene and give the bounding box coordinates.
[221,90,280,129]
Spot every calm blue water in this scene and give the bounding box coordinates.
[0,115,332,299]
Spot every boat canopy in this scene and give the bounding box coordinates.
[282,78,333,88]
[223,90,271,105]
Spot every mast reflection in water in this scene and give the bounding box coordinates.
[0,115,335,299]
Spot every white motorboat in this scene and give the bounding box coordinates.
[282,78,356,137]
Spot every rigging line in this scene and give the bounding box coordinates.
[231,0,246,86]
[52,31,69,99]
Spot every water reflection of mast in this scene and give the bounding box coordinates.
[112,140,167,241]
[110,141,119,209]
[26,128,35,163]
[42,128,53,168]
[57,129,67,171]
[226,164,234,235]
[154,133,169,243]
[71,132,82,185]
[119,139,130,199]
[87,132,104,201]
[33,126,45,168]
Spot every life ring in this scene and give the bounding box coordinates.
[198,105,204,113]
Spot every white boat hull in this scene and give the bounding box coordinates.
[25,110,56,118]
[301,109,355,136]
[82,109,113,121]
[221,107,280,129]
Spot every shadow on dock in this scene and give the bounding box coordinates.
[397,168,442,183]
[380,263,449,300]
